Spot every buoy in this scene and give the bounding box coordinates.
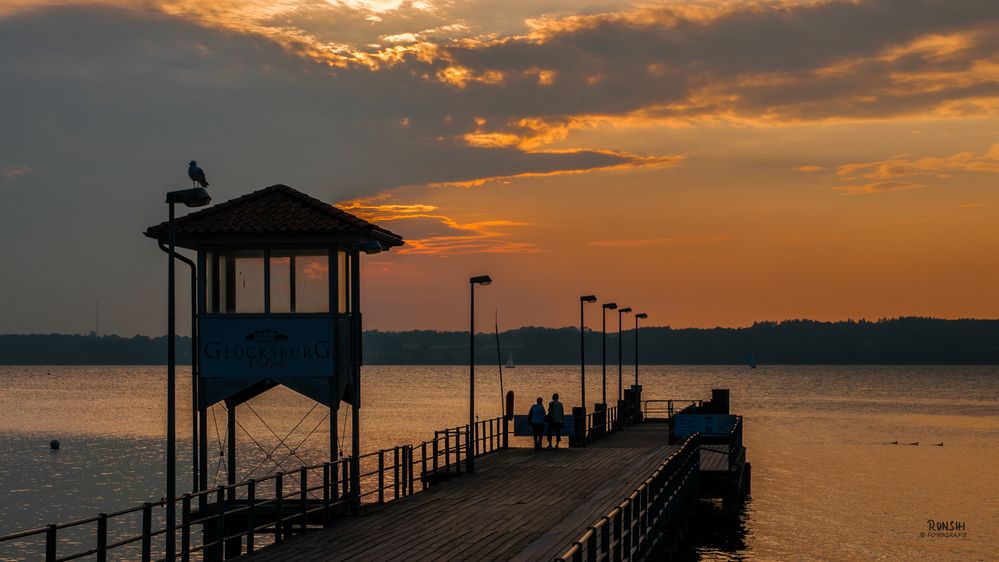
[49,439,60,451]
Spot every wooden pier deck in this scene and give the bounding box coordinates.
[243,424,678,561]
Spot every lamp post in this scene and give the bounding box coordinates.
[617,307,631,401]
[468,275,492,474]
[164,187,210,561]
[634,313,647,387]
[601,303,617,406]
[579,295,597,415]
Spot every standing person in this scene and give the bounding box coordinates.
[528,397,546,450]
[547,393,565,449]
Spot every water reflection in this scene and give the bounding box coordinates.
[0,365,997,560]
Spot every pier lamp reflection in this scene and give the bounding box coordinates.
[469,275,492,473]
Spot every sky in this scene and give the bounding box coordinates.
[1,0,998,335]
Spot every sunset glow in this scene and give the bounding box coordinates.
[1,0,998,334]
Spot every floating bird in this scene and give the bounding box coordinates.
[890,440,898,445]
[188,160,209,188]
[934,442,944,447]
[907,442,919,446]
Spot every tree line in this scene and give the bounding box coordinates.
[1,317,998,365]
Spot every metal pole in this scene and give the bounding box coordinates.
[166,202,176,561]
[468,282,475,474]
[601,309,607,406]
[634,317,640,387]
[580,301,586,415]
[618,311,623,402]
[190,269,197,494]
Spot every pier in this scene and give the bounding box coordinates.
[0,185,750,561]
[0,394,748,561]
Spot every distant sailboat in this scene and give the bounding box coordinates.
[505,353,516,369]
[746,352,757,369]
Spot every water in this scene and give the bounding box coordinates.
[1,365,997,560]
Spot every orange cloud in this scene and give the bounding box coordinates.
[337,195,539,256]
[432,151,683,188]
[836,144,999,180]
[833,181,925,195]
[795,165,825,173]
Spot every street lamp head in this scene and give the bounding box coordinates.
[619,307,632,314]
[165,187,212,208]
[636,313,648,319]
[602,302,617,310]
[580,295,597,303]
[470,275,492,285]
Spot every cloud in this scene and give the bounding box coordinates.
[836,143,999,179]
[833,181,925,195]
[795,165,825,173]
[339,194,540,255]
[3,166,32,178]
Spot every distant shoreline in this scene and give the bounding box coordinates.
[3,318,999,365]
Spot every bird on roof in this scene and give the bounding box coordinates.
[188,160,209,188]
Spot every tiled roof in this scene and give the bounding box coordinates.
[145,184,403,247]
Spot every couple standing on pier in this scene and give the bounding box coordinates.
[528,393,565,450]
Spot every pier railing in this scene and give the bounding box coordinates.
[583,406,620,440]
[555,433,701,562]
[640,399,703,420]
[0,416,508,562]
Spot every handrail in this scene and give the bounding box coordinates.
[641,399,703,419]
[554,433,701,562]
[0,415,508,562]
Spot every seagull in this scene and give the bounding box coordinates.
[188,160,209,188]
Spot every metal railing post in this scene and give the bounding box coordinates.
[45,524,56,562]
[247,480,256,554]
[300,467,308,533]
[393,446,400,500]
[141,503,152,562]
[421,441,428,489]
[444,431,450,473]
[214,488,225,561]
[97,513,108,562]
[275,474,284,544]
[378,450,385,504]
[323,463,331,526]
[180,496,190,562]
[454,425,468,474]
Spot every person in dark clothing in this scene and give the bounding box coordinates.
[528,397,546,450]
[546,393,565,449]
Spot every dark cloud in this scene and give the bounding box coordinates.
[0,5,650,335]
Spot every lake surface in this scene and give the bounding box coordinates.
[1,365,997,560]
